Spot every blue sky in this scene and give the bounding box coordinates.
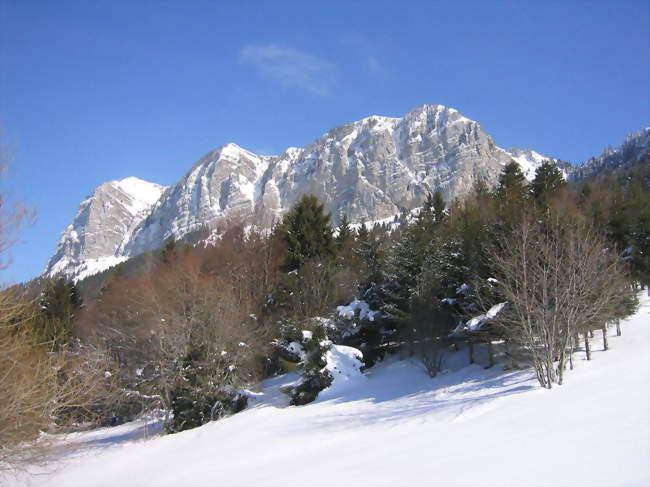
[1,0,649,283]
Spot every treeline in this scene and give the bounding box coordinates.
[2,157,648,468]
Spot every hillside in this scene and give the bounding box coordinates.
[8,293,649,487]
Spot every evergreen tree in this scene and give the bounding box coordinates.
[431,190,447,224]
[492,161,530,235]
[282,195,335,271]
[607,174,650,286]
[354,223,386,308]
[34,277,82,350]
[497,162,528,206]
[335,214,355,268]
[289,320,333,405]
[420,191,446,228]
[381,225,427,329]
[336,214,353,249]
[530,160,566,207]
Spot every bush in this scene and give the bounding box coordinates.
[288,319,333,406]
[168,387,247,433]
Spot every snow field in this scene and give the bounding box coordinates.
[6,294,649,487]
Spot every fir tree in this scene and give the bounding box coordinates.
[335,214,355,268]
[420,191,446,228]
[282,195,335,271]
[530,160,566,207]
[381,224,427,329]
[497,162,528,205]
[432,191,446,224]
[354,223,386,308]
[336,214,353,249]
[34,277,82,350]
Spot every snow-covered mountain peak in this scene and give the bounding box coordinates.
[216,142,258,160]
[44,177,166,280]
[402,104,475,127]
[112,177,166,214]
[46,104,583,281]
[353,114,401,130]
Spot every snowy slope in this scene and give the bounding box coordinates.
[503,147,565,180]
[7,294,649,487]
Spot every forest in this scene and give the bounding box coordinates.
[1,156,649,470]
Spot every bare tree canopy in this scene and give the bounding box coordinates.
[484,213,634,388]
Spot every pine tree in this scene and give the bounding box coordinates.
[354,223,386,308]
[289,319,333,405]
[336,214,353,249]
[530,160,566,207]
[497,161,528,206]
[282,195,335,270]
[381,224,427,329]
[34,277,82,350]
[420,191,446,228]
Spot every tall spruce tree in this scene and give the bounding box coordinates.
[382,225,427,329]
[282,195,335,271]
[335,214,353,252]
[420,191,447,227]
[35,277,82,350]
[530,160,566,207]
[497,162,528,205]
[431,191,446,224]
[354,223,386,308]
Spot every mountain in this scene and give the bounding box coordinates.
[45,177,166,281]
[570,127,650,180]
[45,104,564,280]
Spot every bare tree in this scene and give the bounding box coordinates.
[485,214,633,388]
[0,152,114,471]
[0,292,116,471]
[92,242,272,430]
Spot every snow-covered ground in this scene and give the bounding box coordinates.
[6,294,649,487]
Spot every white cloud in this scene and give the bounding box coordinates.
[239,44,338,96]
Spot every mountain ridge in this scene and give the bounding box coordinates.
[44,105,646,281]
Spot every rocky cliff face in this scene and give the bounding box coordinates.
[45,177,166,281]
[124,105,548,256]
[46,104,564,280]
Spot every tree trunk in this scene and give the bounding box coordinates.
[584,333,591,361]
[487,341,494,368]
[616,319,621,337]
[546,360,554,388]
[588,329,594,339]
[602,326,608,351]
[468,342,474,364]
[569,333,577,370]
